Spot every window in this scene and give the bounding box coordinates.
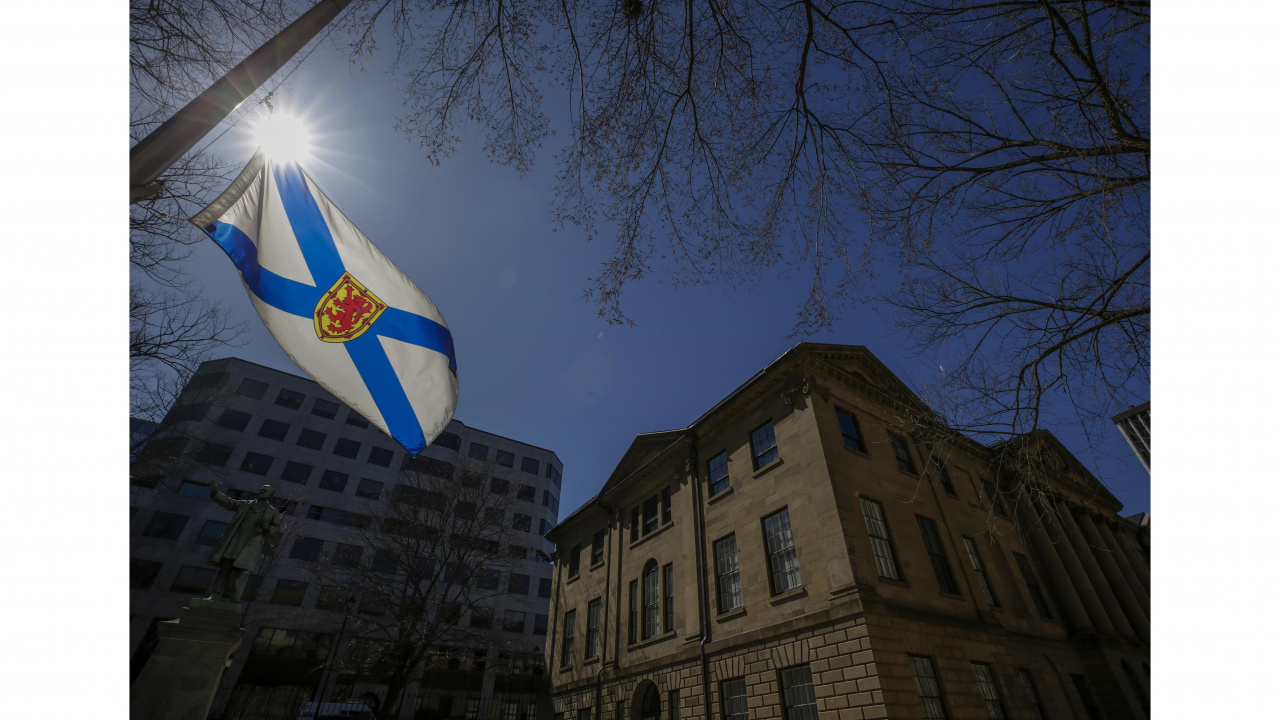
[587,598,602,657]
[403,455,455,479]
[918,516,959,594]
[1121,660,1148,717]
[372,549,399,574]
[661,487,672,525]
[509,545,527,560]
[455,501,477,519]
[982,480,1007,517]
[963,537,1000,607]
[470,607,494,629]
[280,461,313,484]
[972,662,1007,719]
[889,432,918,474]
[240,451,274,475]
[355,477,383,499]
[714,535,743,613]
[534,614,548,636]
[345,410,369,428]
[504,611,527,633]
[433,431,461,451]
[509,573,531,595]
[469,442,489,460]
[1071,675,1105,720]
[522,457,540,474]
[779,665,819,720]
[491,477,510,495]
[560,609,576,666]
[750,421,779,468]
[130,559,164,589]
[836,409,866,452]
[311,398,339,419]
[194,520,228,546]
[548,464,562,487]
[258,419,290,441]
[319,469,349,493]
[512,514,532,532]
[722,678,749,720]
[236,377,268,399]
[189,371,229,390]
[169,565,215,595]
[168,402,210,423]
[178,481,211,498]
[642,560,660,639]
[763,508,801,594]
[931,458,957,496]
[663,563,674,632]
[317,587,350,611]
[1014,553,1054,619]
[538,577,552,598]
[332,438,361,459]
[708,452,730,495]
[197,442,234,466]
[466,699,481,720]
[568,545,581,578]
[1017,669,1047,720]
[439,603,462,625]
[643,496,659,534]
[333,543,364,568]
[495,450,515,467]
[628,580,638,644]
[142,511,189,540]
[543,490,559,514]
[290,537,324,562]
[910,655,949,720]
[216,409,251,431]
[274,388,304,409]
[270,579,309,606]
[517,484,536,502]
[591,530,606,566]
[860,498,901,580]
[640,687,660,720]
[241,574,264,601]
[631,508,640,543]
[367,446,394,467]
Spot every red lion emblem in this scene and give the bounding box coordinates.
[314,273,388,342]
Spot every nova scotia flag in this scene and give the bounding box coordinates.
[191,150,457,454]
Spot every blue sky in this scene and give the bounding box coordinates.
[188,40,1150,520]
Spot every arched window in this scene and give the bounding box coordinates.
[642,560,660,639]
[640,685,661,720]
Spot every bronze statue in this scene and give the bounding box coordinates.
[202,481,282,603]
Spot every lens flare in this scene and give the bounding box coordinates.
[251,112,313,163]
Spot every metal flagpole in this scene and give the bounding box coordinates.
[129,0,354,203]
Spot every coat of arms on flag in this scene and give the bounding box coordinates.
[190,150,458,454]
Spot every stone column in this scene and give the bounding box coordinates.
[1031,498,1117,636]
[1054,504,1136,640]
[1090,515,1149,614]
[1014,500,1094,633]
[131,599,245,720]
[1114,524,1151,592]
[1072,509,1149,643]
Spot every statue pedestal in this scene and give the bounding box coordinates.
[131,599,245,720]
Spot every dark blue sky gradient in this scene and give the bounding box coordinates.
[191,43,1149,521]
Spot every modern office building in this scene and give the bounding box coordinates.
[130,357,563,720]
[546,343,1150,720]
[1110,403,1150,473]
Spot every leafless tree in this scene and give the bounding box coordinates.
[344,0,1147,443]
[308,457,526,720]
[130,0,299,422]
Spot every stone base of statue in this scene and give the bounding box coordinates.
[131,599,245,720]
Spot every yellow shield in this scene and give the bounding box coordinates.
[313,272,388,343]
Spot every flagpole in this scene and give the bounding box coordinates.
[129,0,354,203]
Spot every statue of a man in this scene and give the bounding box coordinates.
[202,480,283,603]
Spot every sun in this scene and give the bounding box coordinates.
[251,112,313,163]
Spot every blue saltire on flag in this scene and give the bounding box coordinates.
[191,150,458,454]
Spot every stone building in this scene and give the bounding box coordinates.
[130,357,563,720]
[545,343,1149,720]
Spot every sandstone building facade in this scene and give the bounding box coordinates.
[545,344,1149,720]
[130,357,563,720]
